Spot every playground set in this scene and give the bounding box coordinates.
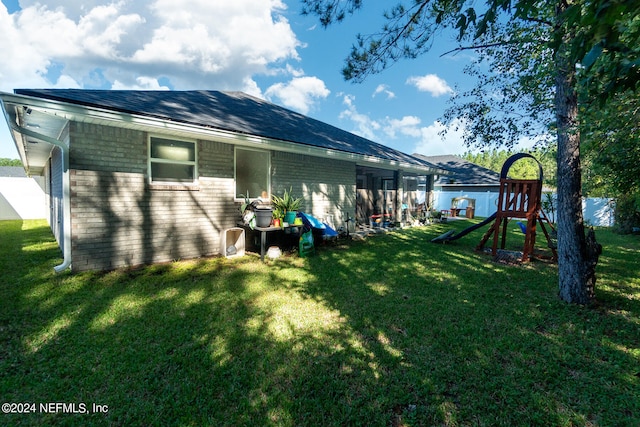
[432,153,557,263]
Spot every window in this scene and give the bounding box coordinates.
[149,137,197,184]
[235,147,270,199]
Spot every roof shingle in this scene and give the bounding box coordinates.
[16,89,427,167]
[413,154,499,186]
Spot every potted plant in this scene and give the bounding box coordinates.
[272,206,284,228]
[271,187,302,225]
[239,192,252,215]
[239,191,273,228]
[238,192,256,227]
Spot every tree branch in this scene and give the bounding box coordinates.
[440,38,546,57]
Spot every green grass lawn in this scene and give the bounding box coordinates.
[1,219,638,426]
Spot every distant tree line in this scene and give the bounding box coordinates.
[461,148,557,189]
[0,158,22,167]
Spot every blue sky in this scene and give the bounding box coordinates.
[0,0,488,160]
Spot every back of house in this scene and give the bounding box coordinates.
[1,89,444,271]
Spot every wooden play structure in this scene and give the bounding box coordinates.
[476,153,557,262]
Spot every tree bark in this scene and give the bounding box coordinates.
[554,33,592,304]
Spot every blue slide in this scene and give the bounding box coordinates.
[431,212,497,243]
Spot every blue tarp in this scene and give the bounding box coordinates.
[299,212,341,239]
[299,212,326,230]
[322,223,339,237]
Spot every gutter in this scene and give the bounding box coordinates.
[8,121,72,273]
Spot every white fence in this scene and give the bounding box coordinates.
[0,176,47,220]
[431,190,615,227]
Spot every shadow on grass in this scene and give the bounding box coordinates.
[0,219,638,426]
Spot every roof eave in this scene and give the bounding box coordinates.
[0,92,441,175]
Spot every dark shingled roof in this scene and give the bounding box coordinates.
[15,89,428,167]
[413,154,500,186]
[0,166,27,177]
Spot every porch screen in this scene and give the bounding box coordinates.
[149,137,196,183]
[235,147,270,199]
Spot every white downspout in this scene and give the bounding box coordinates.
[9,122,72,272]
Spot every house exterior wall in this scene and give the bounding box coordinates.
[271,151,356,230]
[68,122,238,271]
[435,185,499,193]
[66,122,358,271]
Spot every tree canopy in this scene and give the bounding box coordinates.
[462,147,556,187]
[302,0,640,304]
[0,158,22,167]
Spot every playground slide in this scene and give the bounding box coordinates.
[431,212,497,243]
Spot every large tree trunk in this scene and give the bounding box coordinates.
[554,34,594,304]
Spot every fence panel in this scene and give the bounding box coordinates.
[432,191,499,218]
[432,191,615,227]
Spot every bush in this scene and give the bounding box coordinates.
[613,193,640,234]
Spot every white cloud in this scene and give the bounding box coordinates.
[406,74,453,97]
[336,96,465,155]
[0,0,301,91]
[373,84,395,99]
[339,94,381,140]
[241,77,264,99]
[383,115,422,138]
[380,115,467,155]
[54,75,82,89]
[265,76,330,114]
[111,76,171,90]
[412,119,468,155]
[285,64,305,78]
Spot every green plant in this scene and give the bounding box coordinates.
[272,206,284,221]
[614,193,640,234]
[542,192,556,223]
[271,187,302,214]
[238,191,253,214]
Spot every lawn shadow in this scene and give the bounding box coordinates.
[293,220,640,425]
[1,219,638,426]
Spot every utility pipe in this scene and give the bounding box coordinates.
[9,122,72,272]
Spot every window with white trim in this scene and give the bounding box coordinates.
[149,136,197,184]
[235,147,270,199]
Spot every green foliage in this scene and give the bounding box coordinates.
[238,191,252,214]
[580,63,639,218]
[301,0,363,27]
[271,186,302,213]
[581,91,640,191]
[541,192,557,223]
[0,158,22,166]
[613,193,640,234]
[578,0,640,100]
[300,0,638,149]
[1,219,639,425]
[462,147,557,188]
[301,0,640,304]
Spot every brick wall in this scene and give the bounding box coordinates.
[66,122,358,271]
[272,151,356,229]
[69,123,237,271]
